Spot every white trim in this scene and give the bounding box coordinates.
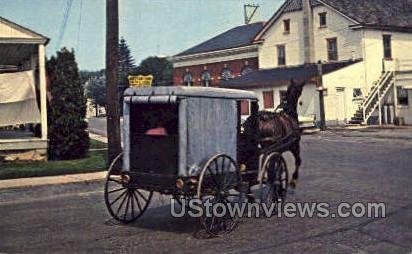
[38,44,48,141]
[315,0,360,25]
[0,38,48,44]
[254,0,360,42]
[0,16,48,41]
[253,0,290,41]
[173,45,258,62]
[173,47,258,68]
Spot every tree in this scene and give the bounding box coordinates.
[134,56,173,86]
[47,48,90,160]
[118,37,136,87]
[118,38,136,115]
[84,72,106,116]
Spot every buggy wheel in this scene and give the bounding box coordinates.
[104,153,153,223]
[258,153,288,213]
[197,154,244,236]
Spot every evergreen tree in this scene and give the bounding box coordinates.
[134,56,173,86]
[47,48,90,160]
[118,37,136,114]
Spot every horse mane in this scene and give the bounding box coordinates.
[282,79,305,121]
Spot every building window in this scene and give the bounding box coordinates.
[319,12,327,27]
[383,34,392,59]
[327,38,338,61]
[283,19,290,34]
[279,90,287,106]
[183,70,193,86]
[220,64,233,80]
[240,100,250,115]
[277,45,286,66]
[263,91,274,109]
[201,70,212,87]
[397,86,409,105]
[353,88,363,98]
[241,61,253,75]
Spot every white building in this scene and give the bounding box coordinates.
[0,16,49,160]
[222,0,412,126]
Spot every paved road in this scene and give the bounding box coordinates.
[87,117,123,137]
[1,130,412,253]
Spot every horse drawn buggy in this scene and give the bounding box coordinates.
[104,86,301,235]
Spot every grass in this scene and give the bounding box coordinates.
[89,139,108,149]
[0,150,107,180]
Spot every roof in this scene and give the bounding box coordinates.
[124,86,258,100]
[0,16,49,44]
[175,22,264,57]
[255,0,412,41]
[318,0,412,30]
[220,60,361,89]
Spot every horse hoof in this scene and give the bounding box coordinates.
[289,179,297,189]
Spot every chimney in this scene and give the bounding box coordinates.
[302,0,315,63]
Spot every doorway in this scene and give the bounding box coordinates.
[335,87,346,124]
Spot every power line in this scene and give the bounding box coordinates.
[76,0,83,53]
[56,0,74,51]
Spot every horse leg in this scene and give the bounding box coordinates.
[289,141,301,189]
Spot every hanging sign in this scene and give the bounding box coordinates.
[128,75,153,87]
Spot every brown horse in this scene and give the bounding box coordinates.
[241,79,304,188]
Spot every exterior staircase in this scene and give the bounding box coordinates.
[349,71,395,125]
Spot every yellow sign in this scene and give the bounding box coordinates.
[128,75,153,87]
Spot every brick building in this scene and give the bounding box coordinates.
[171,22,264,87]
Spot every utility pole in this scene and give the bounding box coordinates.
[244,4,259,24]
[106,0,122,165]
[317,62,326,131]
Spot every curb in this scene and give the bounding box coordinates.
[0,171,106,190]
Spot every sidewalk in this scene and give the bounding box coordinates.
[327,125,412,140]
[89,132,108,143]
[0,171,106,190]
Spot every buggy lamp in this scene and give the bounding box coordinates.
[121,174,131,184]
[176,178,184,189]
[176,178,198,190]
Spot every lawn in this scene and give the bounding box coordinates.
[0,140,108,180]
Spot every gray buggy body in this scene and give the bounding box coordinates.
[122,86,258,178]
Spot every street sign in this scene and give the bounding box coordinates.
[128,75,153,87]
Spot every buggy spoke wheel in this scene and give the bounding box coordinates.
[259,154,288,213]
[197,154,244,236]
[104,153,153,223]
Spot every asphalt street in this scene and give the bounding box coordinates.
[1,130,412,253]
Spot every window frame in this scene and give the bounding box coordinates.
[319,12,327,28]
[201,70,212,87]
[327,37,338,61]
[277,44,286,66]
[283,19,290,34]
[397,86,409,106]
[182,71,193,86]
[383,34,392,60]
[240,100,250,115]
[263,90,275,109]
[220,66,233,81]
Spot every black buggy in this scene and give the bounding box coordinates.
[104,86,290,235]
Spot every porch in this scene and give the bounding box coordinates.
[0,16,49,158]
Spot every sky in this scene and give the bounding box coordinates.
[0,0,283,71]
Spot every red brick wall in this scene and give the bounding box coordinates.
[173,57,258,87]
